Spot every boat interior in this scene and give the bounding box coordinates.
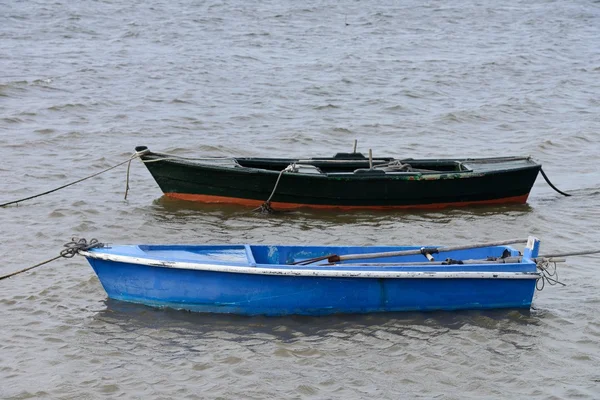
[145,148,537,175]
[234,153,471,174]
[131,244,523,267]
[249,245,521,266]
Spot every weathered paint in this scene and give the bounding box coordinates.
[81,240,542,316]
[138,147,542,209]
[82,251,540,279]
[164,192,530,210]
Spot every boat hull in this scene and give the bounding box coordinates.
[83,242,541,316]
[163,192,530,210]
[88,260,536,315]
[137,148,541,210]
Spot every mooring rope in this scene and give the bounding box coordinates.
[536,259,565,290]
[123,148,153,200]
[533,249,600,290]
[0,149,149,208]
[253,164,295,214]
[540,167,571,197]
[0,238,104,281]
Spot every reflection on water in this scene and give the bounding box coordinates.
[152,194,534,222]
[94,299,541,340]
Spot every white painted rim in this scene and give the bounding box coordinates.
[80,251,540,280]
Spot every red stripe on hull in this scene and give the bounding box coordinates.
[164,193,530,210]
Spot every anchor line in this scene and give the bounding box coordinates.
[0,238,104,281]
[0,149,149,208]
[533,248,600,290]
[540,167,571,197]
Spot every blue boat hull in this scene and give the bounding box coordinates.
[87,258,537,316]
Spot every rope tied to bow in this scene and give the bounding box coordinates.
[0,238,104,281]
[60,238,104,257]
[0,149,150,208]
[536,258,566,290]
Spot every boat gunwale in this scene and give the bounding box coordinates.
[139,148,535,165]
[80,250,541,280]
[140,152,541,178]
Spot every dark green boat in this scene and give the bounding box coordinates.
[135,146,542,210]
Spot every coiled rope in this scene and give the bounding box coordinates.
[536,259,565,290]
[0,238,104,281]
[533,249,600,290]
[0,149,149,208]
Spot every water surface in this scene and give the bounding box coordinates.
[1,0,599,398]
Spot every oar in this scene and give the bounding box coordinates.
[323,257,567,266]
[295,238,529,265]
[325,257,522,266]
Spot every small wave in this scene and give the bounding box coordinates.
[0,81,29,96]
[121,31,140,39]
[240,32,270,38]
[47,103,86,111]
[32,78,53,85]
[2,80,29,87]
[314,104,339,110]
[232,55,262,62]
[436,111,487,123]
[554,186,600,197]
[572,135,593,143]
[401,90,423,99]
[331,127,352,134]
[2,117,24,124]
[170,98,192,104]
[384,105,405,112]
[537,139,567,151]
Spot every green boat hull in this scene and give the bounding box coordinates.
[135,146,541,210]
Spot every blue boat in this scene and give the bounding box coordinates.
[80,237,545,316]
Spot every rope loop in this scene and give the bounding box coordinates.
[60,238,104,258]
[0,237,104,280]
[536,258,565,290]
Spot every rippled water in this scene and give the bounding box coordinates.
[2,0,600,398]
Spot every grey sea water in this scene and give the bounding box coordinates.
[1,0,600,398]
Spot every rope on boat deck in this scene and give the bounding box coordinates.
[253,164,296,214]
[0,149,150,208]
[0,238,104,281]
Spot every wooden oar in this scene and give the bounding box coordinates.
[296,238,528,265]
[325,257,567,266]
[325,257,524,266]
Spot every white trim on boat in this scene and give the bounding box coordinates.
[80,251,540,280]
